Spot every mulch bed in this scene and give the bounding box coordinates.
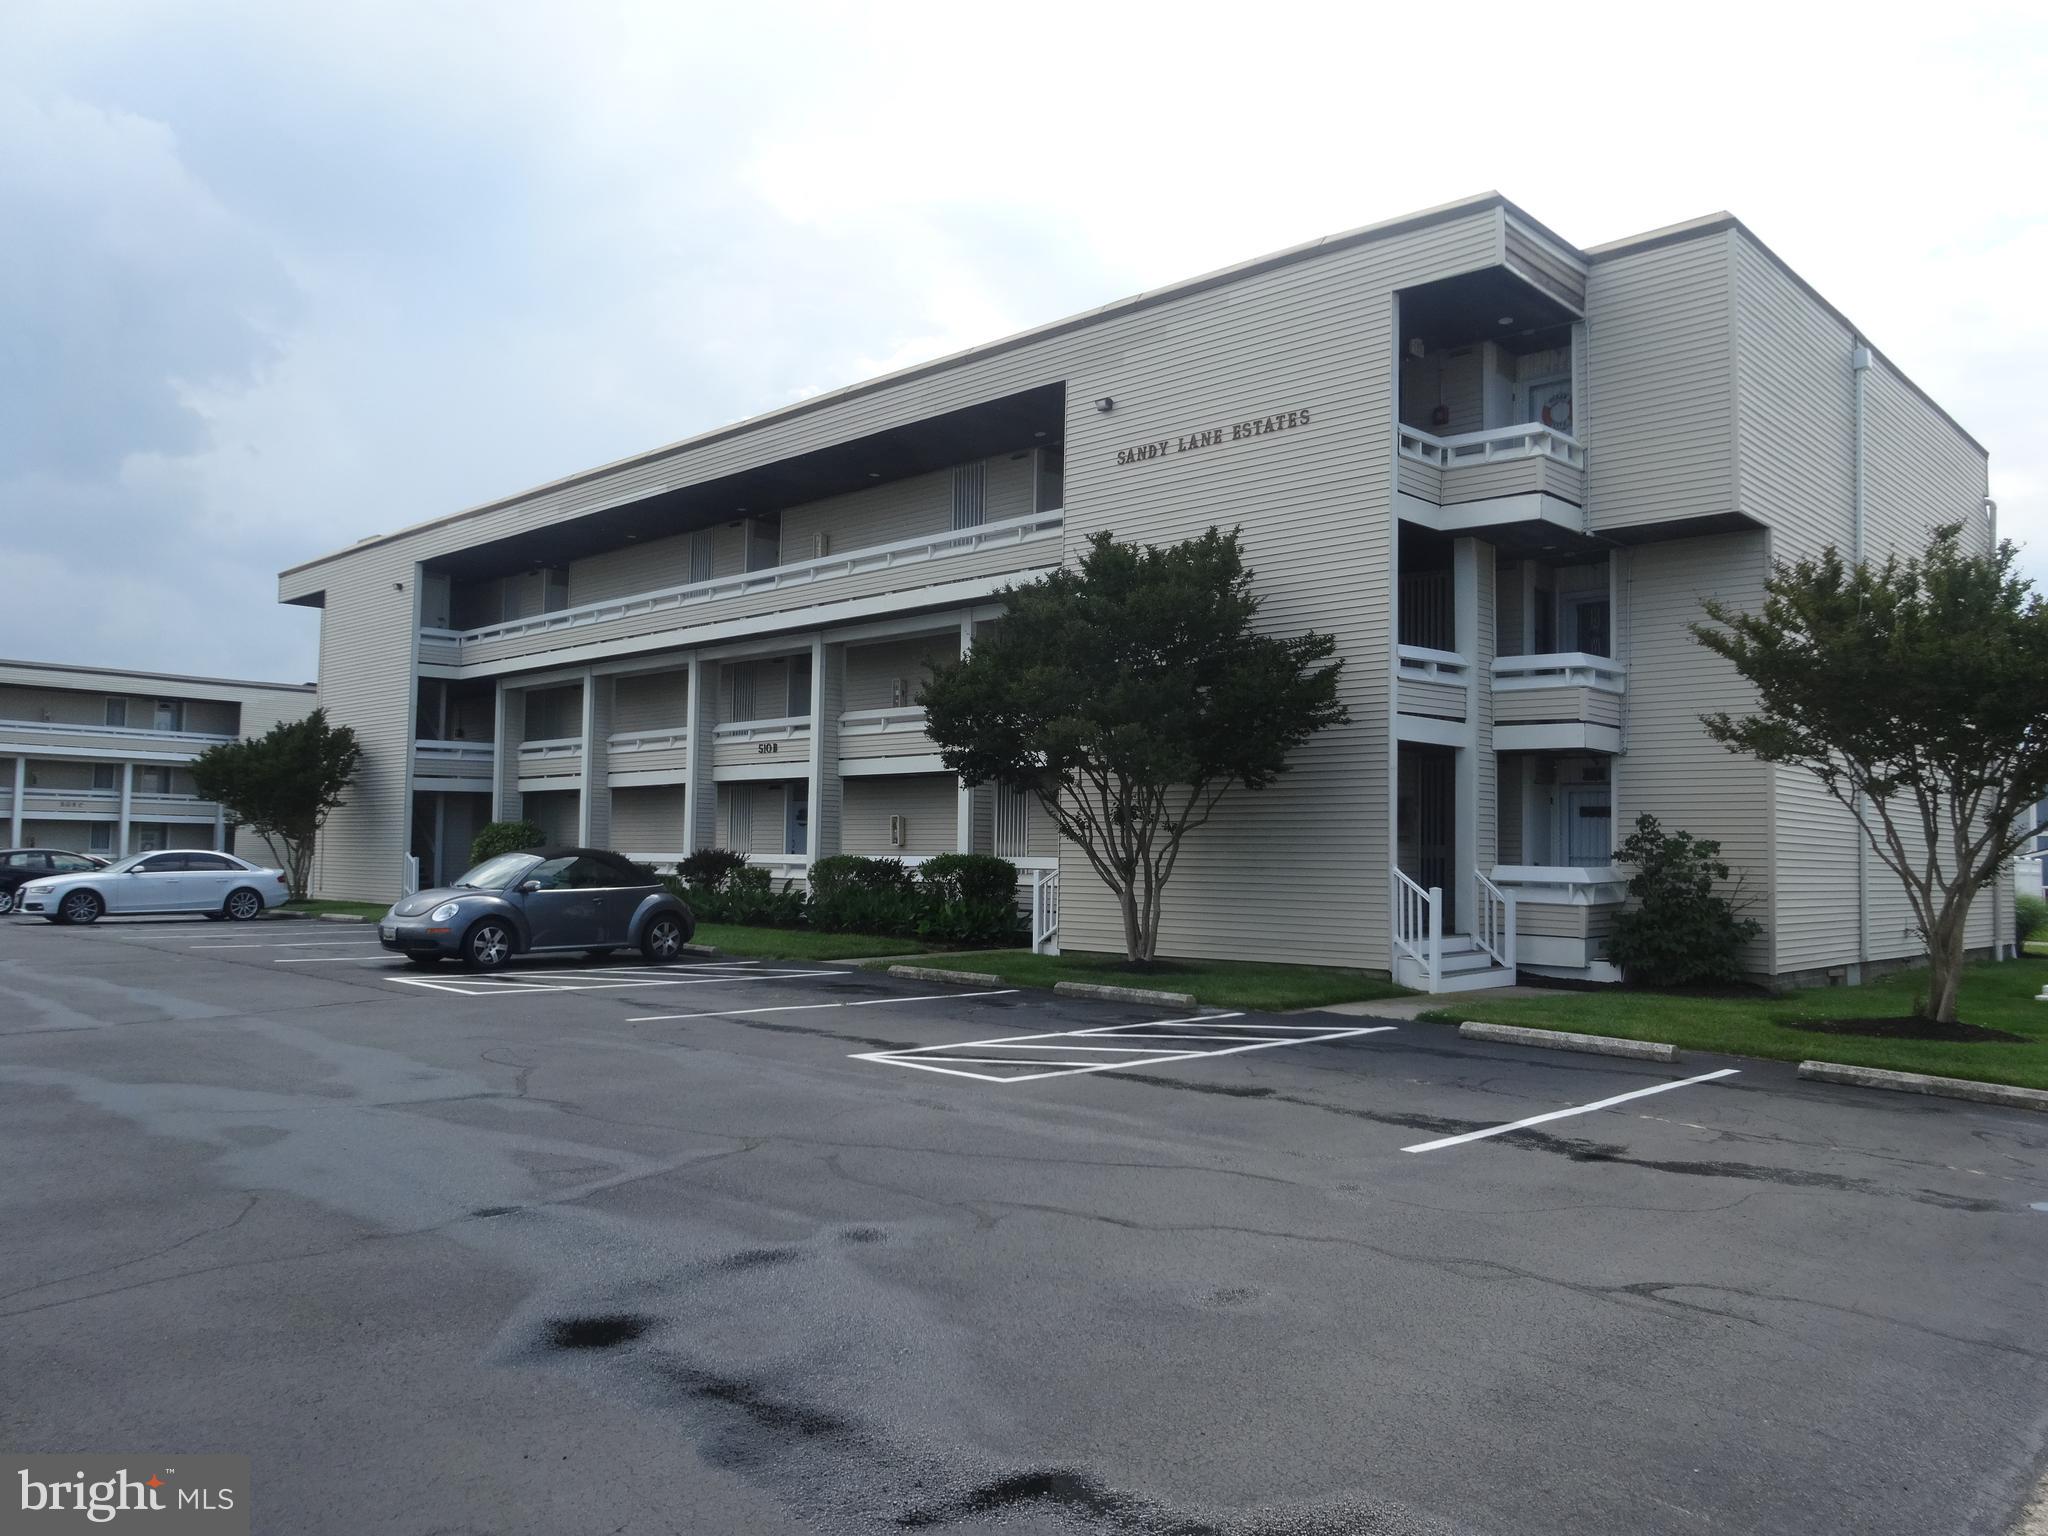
[1780,1016,2025,1044]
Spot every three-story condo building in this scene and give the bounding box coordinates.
[276,192,2004,988]
[1,659,317,862]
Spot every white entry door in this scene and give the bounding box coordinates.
[1561,786,1613,865]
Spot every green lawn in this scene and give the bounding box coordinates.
[905,949,1413,1012]
[1426,957,2048,1090]
[273,898,390,920]
[692,924,930,961]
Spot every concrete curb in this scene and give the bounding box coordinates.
[1054,980,1199,1010]
[1796,1060,2048,1114]
[316,913,371,924]
[1459,1021,1678,1063]
[889,964,1007,988]
[682,942,723,957]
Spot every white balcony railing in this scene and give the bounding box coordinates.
[1397,423,1585,470]
[607,727,689,754]
[1490,865,1628,904]
[516,737,582,768]
[836,706,929,739]
[0,717,236,747]
[1392,867,1443,994]
[425,511,1064,665]
[1492,653,1625,692]
[414,741,495,776]
[1396,645,1471,683]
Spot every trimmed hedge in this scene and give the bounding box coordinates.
[470,819,544,865]
[663,851,1025,946]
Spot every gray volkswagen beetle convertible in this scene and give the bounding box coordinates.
[379,847,694,970]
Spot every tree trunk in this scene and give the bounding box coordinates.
[1922,905,1969,1024]
[1118,883,1145,963]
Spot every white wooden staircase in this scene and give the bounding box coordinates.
[1392,869,1518,993]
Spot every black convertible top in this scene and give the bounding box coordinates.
[519,848,657,880]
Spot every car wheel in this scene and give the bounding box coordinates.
[0,888,14,916]
[462,919,514,971]
[223,887,265,922]
[59,890,104,925]
[640,914,686,963]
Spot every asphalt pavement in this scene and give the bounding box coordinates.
[2,913,2045,1535]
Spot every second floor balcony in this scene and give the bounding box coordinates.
[1397,424,1585,508]
[1492,653,1624,753]
[0,717,236,759]
[419,511,1063,674]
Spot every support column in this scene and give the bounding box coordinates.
[1452,539,1484,933]
[213,803,226,853]
[576,669,598,846]
[684,657,717,854]
[956,617,975,853]
[117,762,133,858]
[491,683,521,824]
[805,637,840,864]
[8,756,23,846]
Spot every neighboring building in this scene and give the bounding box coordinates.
[275,191,2005,988]
[0,659,317,864]
[2022,797,2047,904]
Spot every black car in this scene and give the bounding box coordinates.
[0,849,108,916]
[377,847,694,970]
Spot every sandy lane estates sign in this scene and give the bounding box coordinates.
[1112,408,1312,468]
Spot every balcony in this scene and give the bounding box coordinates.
[13,787,221,822]
[1491,653,1624,753]
[1490,865,1626,975]
[712,716,811,780]
[1396,645,1472,727]
[413,740,495,789]
[606,727,689,786]
[516,737,583,788]
[418,511,1064,674]
[0,717,236,760]
[1396,425,1585,510]
[836,706,943,774]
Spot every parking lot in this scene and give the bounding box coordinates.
[3,914,2046,1535]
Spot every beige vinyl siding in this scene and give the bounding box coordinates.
[843,635,959,712]
[612,669,690,733]
[1439,455,1584,506]
[523,788,578,846]
[1504,217,1587,310]
[609,785,687,856]
[1615,532,1771,970]
[1494,688,1622,728]
[1396,678,1466,720]
[1497,758,1523,864]
[307,556,416,902]
[570,534,705,609]
[840,774,958,857]
[1732,236,1855,556]
[1584,231,1736,532]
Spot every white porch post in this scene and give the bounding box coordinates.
[8,755,23,846]
[1452,539,1482,933]
[117,761,133,857]
[576,668,597,845]
[684,657,717,854]
[491,680,511,823]
[803,637,832,865]
[212,803,226,852]
[955,616,975,853]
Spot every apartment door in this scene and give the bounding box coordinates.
[786,654,812,718]
[1561,784,1613,865]
[1397,747,1456,919]
[785,786,808,856]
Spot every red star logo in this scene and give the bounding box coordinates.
[146,1476,163,1488]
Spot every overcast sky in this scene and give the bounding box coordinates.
[5,0,2043,684]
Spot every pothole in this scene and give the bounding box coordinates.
[546,1313,653,1351]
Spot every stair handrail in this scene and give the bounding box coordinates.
[1473,869,1517,978]
[1392,868,1442,992]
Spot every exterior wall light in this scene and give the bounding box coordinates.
[1094,397,1115,413]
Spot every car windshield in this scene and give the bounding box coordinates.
[450,853,542,890]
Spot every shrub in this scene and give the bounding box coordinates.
[666,864,807,927]
[808,855,924,934]
[1604,815,1762,986]
[917,853,1018,907]
[470,819,544,864]
[2018,892,2048,946]
[916,895,1025,947]
[678,847,749,893]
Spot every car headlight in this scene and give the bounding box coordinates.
[430,902,460,922]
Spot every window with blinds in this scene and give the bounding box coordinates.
[951,462,986,530]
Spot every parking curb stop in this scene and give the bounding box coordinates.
[888,964,1007,988]
[1797,1060,2048,1113]
[1053,980,1199,1009]
[316,913,370,924]
[1458,1021,1678,1063]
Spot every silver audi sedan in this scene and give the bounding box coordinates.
[378,847,694,970]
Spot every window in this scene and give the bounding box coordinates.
[92,764,119,791]
[3,852,34,868]
[744,514,782,573]
[557,856,618,888]
[88,825,113,854]
[522,856,579,890]
[136,854,186,873]
[951,462,986,530]
[1565,596,1611,658]
[50,854,97,871]
[183,853,237,871]
[154,700,184,733]
[136,766,168,794]
[104,699,127,727]
[1034,446,1064,513]
[689,530,714,583]
[542,567,570,613]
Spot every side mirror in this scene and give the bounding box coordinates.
[517,879,544,894]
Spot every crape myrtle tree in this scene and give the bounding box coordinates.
[920,527,1348,963]
[189,709,362,900]
[1692,524,2048,1023]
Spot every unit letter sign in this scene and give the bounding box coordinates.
[1113,407,1312,468]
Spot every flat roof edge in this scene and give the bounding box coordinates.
[0,658,318,693]
[277,191,1523,580]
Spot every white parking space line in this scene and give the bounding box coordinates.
[625,989,1019,1023]
[1400,1068,1743,1154]
[192,939,383,949]
[273,955,405,964]
[854,1016,1396,1084]
[388,966,844,998]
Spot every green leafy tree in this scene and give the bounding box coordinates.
[189,709,361,899]
[921,527,1348,962]
[1692,525,2048,1022]
[1604,816,1761,986]
[469,819,545,865]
